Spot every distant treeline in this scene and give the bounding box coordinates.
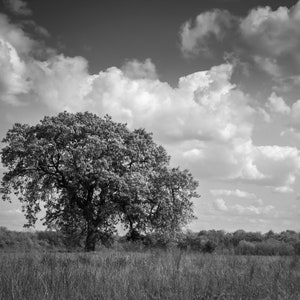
[0,227,300,256]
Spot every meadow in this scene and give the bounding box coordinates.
[0,250,299,300]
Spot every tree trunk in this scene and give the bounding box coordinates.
[85,224,98,252]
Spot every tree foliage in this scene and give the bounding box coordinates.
[1,111,199,251]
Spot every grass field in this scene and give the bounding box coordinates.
[0,250,299,300]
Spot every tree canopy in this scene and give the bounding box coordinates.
[1,111,199,251]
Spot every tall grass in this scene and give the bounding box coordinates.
[0,250,299,299]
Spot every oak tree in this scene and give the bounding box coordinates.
[1,111,199,251]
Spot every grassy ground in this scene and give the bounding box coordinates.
[0,250,299,300]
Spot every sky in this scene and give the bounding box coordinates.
[0,0,300,233]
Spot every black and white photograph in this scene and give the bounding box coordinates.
[0,0,300,299]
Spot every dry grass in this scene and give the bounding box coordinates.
[0,250,299,300]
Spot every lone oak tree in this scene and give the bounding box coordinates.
[1,111,199,251]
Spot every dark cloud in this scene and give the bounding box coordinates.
[3,0,32,16]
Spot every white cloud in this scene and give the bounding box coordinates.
[275,98,300,135]
[121,58,158,80]
[0,14,35,55]
[240,3,300,58]
[4,0,32,16]
[244,1,300,88]
[0,39,30,104]
[0,15,35,104]
[29,54,93,112]
[28,60,255,150]
[213,198,275,216]
[210,189,256,199]
[249,146,300,188]
[257,107,271,123]
[213,198,228,211]
[231,204,275,216]
[266,92,291,114]
[180,9,234,57]
[274,186,294,193]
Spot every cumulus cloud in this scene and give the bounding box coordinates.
[247,146,300,188]
[257,107,271,123]
[280,99,300,138]
[0,13,35,55]
[180,9,234,57]
[179,1,300,88]
[28,59,255,151]
[0,14,47,104]
[266,92,291,114]
[29,54,93,111]
[270,96,300,135]
[240,3,300,58]
[0,38,30,104]
[121,58,158,80]
[3,0,32,16]
[241,2,300,88]
[213,198,228,211]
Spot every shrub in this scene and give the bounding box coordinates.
[236,240,256,255]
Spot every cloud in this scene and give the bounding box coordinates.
[266,95,300,135]
[253,56,282,79]
[29,59,254,150]
[257,107,271,123]
[213,198,228,211]
[266,92,291,114]
[213,198,275,216]
[0,13,35,55]
[1,12,300,194]
[246,146,300,193]
[20,20,50,38]
[180,9,235,57]
[3,0,32,16]
[121,58,158,80]
[274,186,294,193]
[290,100,300,130]
[0,14,46,104]
[240,2,300,88]
[210,189,256,199]
[280,99,300,137]
[179,1,300,89]
[240,3,300,58]
[0,38,30,104]
[232,204,275,216]
[29,54,93,111]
